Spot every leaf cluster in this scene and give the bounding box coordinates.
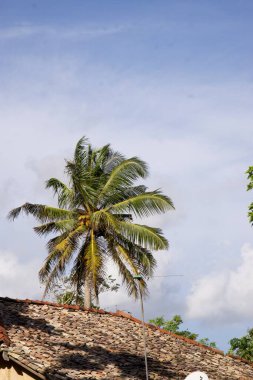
[49,275,120,306]
[246,166,253,225]
[149,315,217,347]
[8,137,174,302]
[229,328,253,361]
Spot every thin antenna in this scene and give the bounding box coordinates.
[134,274,149,380]
[152,275,184,278]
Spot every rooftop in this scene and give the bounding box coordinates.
[0,297,252,379]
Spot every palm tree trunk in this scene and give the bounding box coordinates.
[84,274,92,309]
[95,294,99,307]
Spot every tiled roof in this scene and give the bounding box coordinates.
[0,297,252,379]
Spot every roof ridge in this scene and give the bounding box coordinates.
[0,296,116,316]
[0,296,252,367]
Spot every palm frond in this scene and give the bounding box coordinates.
[115,237,156,278]
[40,225,85,296]
[101,185,148,208]
[107,190,174,218]
[46,231,69,252]
[109,242,148,298]
[46,178,74,208]
[41,262,66,298]
[74,136,89,167]
[65,138,97,205]
[8,203,74,222]
[39,248,63,283]
[93,210,168,250]
[8,203,45,221]
[91,209,120,231]
[102,150,125,174]
[34,219,76,236]
[97,157,148,202]
[106,231,156,278]
[110,246,138,298]
[53,224,84,254]
[116,244,139,275]
[71,238,90,296]
[92,144,111,172]
[118,221,169,250]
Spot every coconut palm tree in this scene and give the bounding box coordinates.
[8,137,174,308]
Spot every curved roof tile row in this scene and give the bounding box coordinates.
[0,297,252,379]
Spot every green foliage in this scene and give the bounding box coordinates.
[50,275,120,306]
[149,315,217,347]
[228,328,253,361]
[246,166,253,225]
[198,337,217,348]
[149,314,182,333]
[149,315,198,340]
[8,137,174,306]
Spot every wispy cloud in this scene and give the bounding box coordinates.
[0,250,42,299]
[0,24,126,40]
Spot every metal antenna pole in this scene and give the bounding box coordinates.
[134,274,149,380]
[131,273,183,379]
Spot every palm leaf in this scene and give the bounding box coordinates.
[74,136,89,168]
[34,219,76,236]
[39,247,63,283]
[46,178,74,208]
[114,234,157,277]
[109,242,147,298]
[101,185,148,208]
[91,209,120,232]
[71,238,90,296]
[102,150,125,174]
[8,203,74,222]
[107,190,174,218]
[40,225,85,297]
[118,221,169,250]
[97,157,148,202]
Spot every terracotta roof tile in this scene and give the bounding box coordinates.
[0,297,253,379]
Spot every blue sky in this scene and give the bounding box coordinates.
[0,0,253,350]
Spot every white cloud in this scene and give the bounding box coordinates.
[0,251,42,299]
[0,179,17,213]
[186,243,253,322]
